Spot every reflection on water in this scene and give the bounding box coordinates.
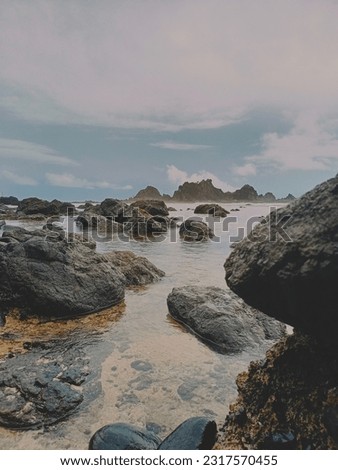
[0,203,283,449]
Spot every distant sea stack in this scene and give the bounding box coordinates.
[132,180,295,203]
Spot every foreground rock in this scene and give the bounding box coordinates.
[216,333,338,449]
[0,227,163,318]
[194,204,229,217]
[89,423,162,450]
[158,417,217,450]
[179,218,214,241]
[167,287,285,354]
[224,175,338,342]
[106,251,164,286]
[0,342,89,428]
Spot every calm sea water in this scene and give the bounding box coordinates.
[0,202,285,449]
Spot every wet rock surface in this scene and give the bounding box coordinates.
[17,198,75,217]
[89,423,162,450]
[158,417,217,450]
[0,342,90,428]
[224,175,338,342]
[194,204,229,217]
[167,286,285,353]
[179,218,214,241]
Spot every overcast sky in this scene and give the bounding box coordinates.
[0,0,337,200]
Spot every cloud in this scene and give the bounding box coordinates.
[45,172,132,190]
[232,163,257,176]
[245,112,338,171]
[1,1,338,129]
[150,141,212,151]
[0,138,77,166]
[167,164,236,192]
[1,169,37,186]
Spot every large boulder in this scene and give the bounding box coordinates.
[0,196,19,206]
[167,286,285,354]
[0,227,164,318]
[89,423,161,450]
[224,175,338,341]
[179,218,214,241]
[194,204,229,217]
[99,199,129,221]
[130,200,169,217]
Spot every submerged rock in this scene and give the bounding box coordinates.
[194,204,229,217]
[179,218,214,241]
[167,286,285,353]
[158,417,217,450]
[89,423,161,450]
[224,175,338,342]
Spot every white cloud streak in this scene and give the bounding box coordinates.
[0,138,77,166]
[167,164,236,192]
[150,141,212,151]
[46,172,132,190]
[0,169,37,186]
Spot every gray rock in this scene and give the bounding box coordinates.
[179,218,214,241]
[158,417,217,450]
[167,286,286,353]
[194,204,229,217]
[130,200,169,217]
[0,227,164,318]
[224,175,338,341]
[17,197,74,216]
[89,423,162,450]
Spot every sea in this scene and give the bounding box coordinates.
[0,202,286,449]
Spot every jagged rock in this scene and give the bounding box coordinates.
[130,200,169,217]
[179,218,214,241]
[17,198,74,216]
[89,423,162,450]
[133,186,163,200]
[158,417,217,450]
[194,204,229,217]
[216,333,338,450]
[76,213,122,234]
[224,175,338,342]
[172,179,225,202]
[99,199,129,221]
[0,196,19,206]
[106,251,164,286]
[167,286,285,353]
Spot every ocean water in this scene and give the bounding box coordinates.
[0,202,285,449]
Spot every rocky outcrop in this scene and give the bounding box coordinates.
[224,175,338,342]
[158,417,217,450]
[179,218,214,241]
[0,227,164,318]
[17,198,75,216]
[216,333,338,449]
[230,185,258,201]
[0,196,19,206]
[0,342,89,428]
[218,175,338,450]
[194,204,229,217]
[133,186,163,200]
[130,200,169,217]
[167,287,285,353]
[172,179,225,202]
[89,423,162,450]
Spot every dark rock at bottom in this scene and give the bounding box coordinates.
[158,417,217,450]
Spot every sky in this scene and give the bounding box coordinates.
[0,0,338,201]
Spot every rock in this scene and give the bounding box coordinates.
[231,185,258,201]
[172,179,225,202]
[194,204,229,217]
[76,213,122,235]
[224,175,338,341]
[216,332,338,450]
[99,199,129,221]
[130,200,169,217]
[158,417,217,450]
[0,220,6,229]
[17,198,74,216]
[0,343,88,428]
[167,286,285,353]
[0,196,19,206]
[168,207,177,211]
[0,204,10,215]
[0,226,163,318]
[89,423,162,450]
[179,218,214,241]
[133,186,164,200]
[257,192,276,202]
[106,251,165,286]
